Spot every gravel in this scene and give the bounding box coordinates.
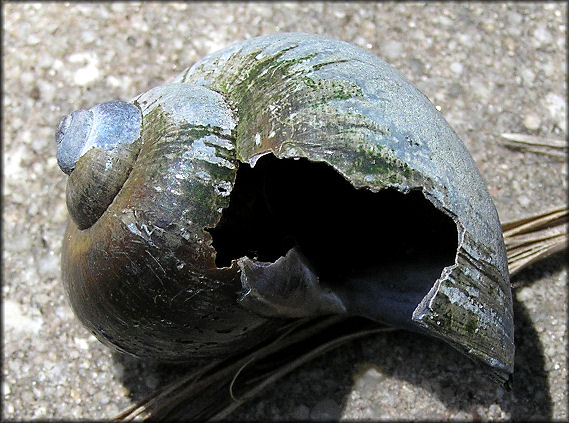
[3,2,566,420]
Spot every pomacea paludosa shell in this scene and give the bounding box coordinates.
[56,33,514,385]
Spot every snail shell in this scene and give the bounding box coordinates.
[57,33,514,384]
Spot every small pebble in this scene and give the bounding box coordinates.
[407,57,425,74]
[3,382,12,396]
[516,287,533,302]
[518,195,531,208]
[4,300,43,334]
[543,92,566,131]
[70,389,81,401]
[73,64,100,86]
[520,68,535,85]
[450,62,463,75]
[354,366,383,392]
[533,25,552,45]
[523,113,541,130]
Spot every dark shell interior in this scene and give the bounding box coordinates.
[207,153,458,330]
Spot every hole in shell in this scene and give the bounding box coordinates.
[206,154,458,327]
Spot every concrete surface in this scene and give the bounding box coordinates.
[2,2,567,420]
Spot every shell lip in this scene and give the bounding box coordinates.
[410,221,515,385]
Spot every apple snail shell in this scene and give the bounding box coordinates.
[56,33,514,385]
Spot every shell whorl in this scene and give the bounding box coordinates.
[56,100,142,229]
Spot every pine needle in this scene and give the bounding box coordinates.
[500,133,567,158]
[210,326,396,421]
[114,208,567,421]
[502,206,568,276]
[113,316,359,421]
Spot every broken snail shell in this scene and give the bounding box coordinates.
[56,33,514,385]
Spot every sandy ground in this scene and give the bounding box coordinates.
[2,2,567,420]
